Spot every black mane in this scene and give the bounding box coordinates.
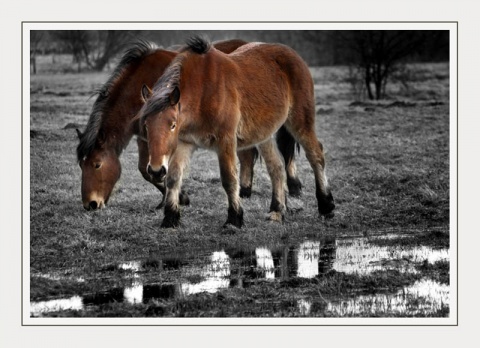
[77,39,158,161]
[184,35,211,54]
[140,36,212,121]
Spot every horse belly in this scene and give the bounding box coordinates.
[236,106,289,148]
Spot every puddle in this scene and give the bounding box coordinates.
[333,237,449,275]
[30,234,450,317]
[30,296,84,314]
[324,279,450,316]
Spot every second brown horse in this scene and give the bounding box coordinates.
[140,37,335,228]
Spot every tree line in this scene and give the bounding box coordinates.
[31,30,449,99]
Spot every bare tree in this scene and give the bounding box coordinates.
[30,31,45,74]
[342,30,425,100]
[51,30,139,72]
[51,30,90,72]
[88,31,138,71]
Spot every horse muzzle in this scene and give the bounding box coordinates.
[147,164,167,183]
[83,200,105,211]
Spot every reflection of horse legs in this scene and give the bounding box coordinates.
[238,148,257,198]
[218,140,244,228]
[137,138,190,209]
[161,142,195,228]
[285,120,335,217]
[257,138,286,221]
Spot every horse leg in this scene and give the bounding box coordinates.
[137,137,190,209]
[286,158,302,197]
[238,148,258,198]
[285,122,335,217]
[137,138,166,208]
[161,142,195,228]
[218,140,244,228]
[276,126,302,197]
[257,138,287,222]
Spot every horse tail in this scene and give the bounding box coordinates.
[276,125,299,167]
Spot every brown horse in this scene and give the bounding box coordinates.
[76,39,303,211]
[140,37,335,228]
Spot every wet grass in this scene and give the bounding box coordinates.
[369,231,449,250]
[29,62,451,317]
[415,260,450,285]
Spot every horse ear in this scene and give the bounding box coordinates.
[169,86,180,106]
[141,84,152,102]
[75,128,83,139]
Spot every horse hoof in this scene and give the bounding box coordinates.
[225,207,244,228]
[287,178,302,197]
[288,189,302,198]
[161,218,180,228]
[240,186,252,198]
[161,207,181,228]
[319,200,335,215]
[267,211,284,222]
[223,221,243,229]
[179,192,190,206]
[323,212,335,220]
[317,191,335,216]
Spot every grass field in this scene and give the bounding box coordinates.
[29,61,451,317]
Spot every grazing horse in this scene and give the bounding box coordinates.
[140,37,335,228]
[76,39,302,211]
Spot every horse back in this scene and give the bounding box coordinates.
[212,39,248,54]
[231,44,315,139]
[178,42,314,148]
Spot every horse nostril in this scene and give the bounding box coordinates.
[147,164,154,176]
[159,166,167,178]
[89,201,98,210]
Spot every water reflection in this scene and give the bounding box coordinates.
[326,279,450,316]
[296,241,321,278]
[30,296,84,314]
[255,248,275,279]
[297,298,312,316]
[30,234,450,317]
[181,250,231,295]
[124,281,143,304]
[333,238,449,275]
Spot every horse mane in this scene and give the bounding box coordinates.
[183,36,211,54]
[141,36,211,121]
[77,39,159,161]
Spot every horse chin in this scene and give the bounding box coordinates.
[151,175,166,185]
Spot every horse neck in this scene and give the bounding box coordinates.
[102,51,176,154]
[179,51,228,111]
[100,97,139,156]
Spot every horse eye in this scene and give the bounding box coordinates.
[171,123,176,131]
[95,163,102,169]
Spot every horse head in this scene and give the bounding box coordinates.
[77,129,121,210]
[140,84,181,184]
